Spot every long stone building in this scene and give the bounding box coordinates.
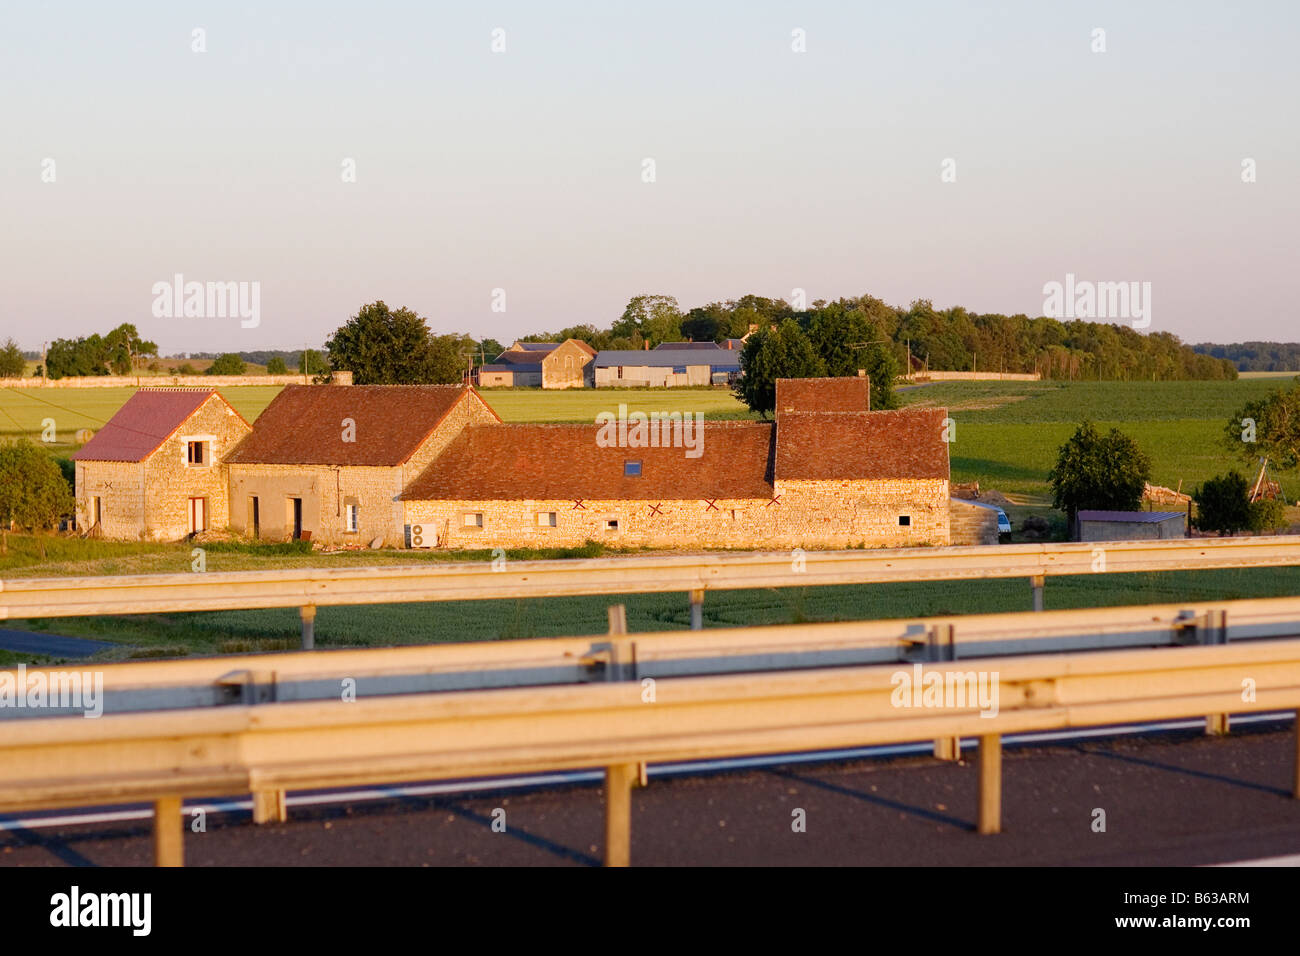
[76,378,952,549]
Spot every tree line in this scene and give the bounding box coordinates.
[1193,341,1300,372]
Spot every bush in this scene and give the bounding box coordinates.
[1192,471,1252,535]
[0,440,76,533]
[207,353,247,376]
[1249,497,1288,534]
[265,356,288,375]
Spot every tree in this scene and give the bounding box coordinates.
[207,353,247,375]
[0,440,75,552]
[734,319,827,417]
[265,356,288,375]
[325,302,463,384]
[1192,471,1253,536]
[1225,380,1300,473]
[46,335,110,378]
[681,307,723,343]
[808,308,901,409]
[1249,497,1288,534]
[296,349,328,376]
[105,324,158,374]
[612,294,683,345]
[1047,421,1152,527]
[0,339,25,378]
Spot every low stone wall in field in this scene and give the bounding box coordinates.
[0,371,352,388]
[906,371,1040,382]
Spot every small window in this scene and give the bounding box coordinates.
[186,440,208,465]
[624,461,642,477]
[536,511,557,527]
[673,366,686,375]
[463,512,484,528]
[605,518,620,532]
[898,515,911,527]
[346,503,359,533]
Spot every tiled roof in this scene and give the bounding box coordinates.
[512,342,558,352]
[594,350,740,369]
[496,349,554,366]
[1078,510,1185,523]
[553,339,597,358]
[777,377,870,414]
[403,422,775,501]
[654,342,726,351]
[226,385,494,466]
[775,407,950,481]
[71,388,236,462]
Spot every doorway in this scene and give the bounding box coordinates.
[289,497,303,540]
[188,497,206,534]
[249,496,260,539]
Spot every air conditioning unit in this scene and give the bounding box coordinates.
[407,524,433,548]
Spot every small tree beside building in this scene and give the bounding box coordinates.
[1047,421,1152,531]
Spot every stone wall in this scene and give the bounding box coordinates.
[403,478,949,550]
[542,340,594,389]
[75,460,146,539]
[949,498,1000,546]
[4,372,352,388]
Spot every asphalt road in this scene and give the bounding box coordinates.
[0,629,109,658]
[3,721,1299,867]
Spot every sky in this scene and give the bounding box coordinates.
[1,0,1296,354]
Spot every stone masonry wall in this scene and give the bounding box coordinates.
[403,477,949,550]
[75,460,146,539]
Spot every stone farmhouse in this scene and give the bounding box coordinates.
[475,339,596,389]
[78,377,952,549]
[71,388,252,540]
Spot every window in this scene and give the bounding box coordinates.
[536,511,557,527]
[624,461,642,477]
[463,512,484,528]
[346,503,359,532]
[186,440,208,465]
[605,518,620,532]
[672,366,686,375]
[898,515,911,527]
[617,366,623,379]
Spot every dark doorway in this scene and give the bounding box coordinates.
[291,497,303,540]
[250,497,260,539]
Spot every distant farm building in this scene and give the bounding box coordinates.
[474,339,595,388]
[1076,510,1187,541]
[593,344,741,387]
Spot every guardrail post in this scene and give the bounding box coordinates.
[1293,709,1300,799]
[252,788,288,824]
[300,605,316,650]
[977,734,1001,835]
[927,624,962,761]
[1030,575,1045,613]
[154,796,183,867]
[689,589,704,631]
[606,606,646,785]
[604,762,638,867]
[1202,609,1230,736]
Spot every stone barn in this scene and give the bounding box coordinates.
[401,377,949,550]
[71,388,251,540]
[224,384,500,545]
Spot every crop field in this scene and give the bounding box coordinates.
[901,379,1300,501]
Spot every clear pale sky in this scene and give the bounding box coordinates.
[1,1,1296,353]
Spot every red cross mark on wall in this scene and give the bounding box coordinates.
[572,499,586,510]
[647,503,664,517]
[766,495,782,507]
[703,499,720,511]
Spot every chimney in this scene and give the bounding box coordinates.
[644,340,649,351]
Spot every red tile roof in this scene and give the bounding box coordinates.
[227,385,496,466]
[403,422,775,500]
[71,388,236,462]
[776,377,870,414]
[775,407,950,481]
